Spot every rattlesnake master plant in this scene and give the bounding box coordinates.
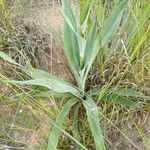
[2,0,150,149]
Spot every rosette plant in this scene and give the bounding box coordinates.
[2,0,148,149]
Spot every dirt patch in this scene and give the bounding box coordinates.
[34,5,63,33]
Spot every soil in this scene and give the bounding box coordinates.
[29,4,74,82]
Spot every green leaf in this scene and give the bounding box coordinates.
[110,87,150,100]
[21,67,61,80]
[34,91,71,98]
[72,103,81,150]
[105,94,139,108]
[80,0,95,33]
[62,0,80,76]
[63,22,80,74]
[87,86,102,96]
[62,0,77,31]
[84,21,97,67]
[0,51,21,66]
[21,68,79,93]
[62,12,79,36]
[83,96,106,150]
[53,127,87,150]
[78,21,97,85]
[47,98,80,150]
[80,0,91,24]
[21,67,82,97]
[101,0,128,47]
[9,79,81,98]
[83,38,100,81]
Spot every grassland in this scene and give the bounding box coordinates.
[0,0,150,149]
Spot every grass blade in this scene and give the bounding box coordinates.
[47,98,80,150]
[83,96,106,150]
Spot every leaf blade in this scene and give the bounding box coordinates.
[21,67,82,97]
[101,0,128,47]
[62,0,80,75]
[72,103,81,150]
[8,78,82,98]
[105,94,139,108]
[110,87,150,100]
[47,98,80,150]
[0,51,21,66]
[83,96,106,150]
[84,21,97,67]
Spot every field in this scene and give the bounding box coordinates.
[0,0,150,150]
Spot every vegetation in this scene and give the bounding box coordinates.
[0,0,150,149]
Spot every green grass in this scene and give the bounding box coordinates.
[0,0,150,149]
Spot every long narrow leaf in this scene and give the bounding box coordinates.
[109,87,150,100]
[0,51,21,66]
[63,22,80,73]
[62,0,80,75]
[62,0,77,31]
[8,78,82,98]
[83,38,100,81]
[72,103,81,150]
[80,0,91,24]
[101,0,128,47]
[78,21,97,81]
[80,0,95,33]
[34,91,71,98]
[47,98,79,150]
[21,67,68,81]
[83,96,106,150]
[55,127,87,150]
[105,94,139,108]
[84,21,97,67]
[21,67,82,98]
